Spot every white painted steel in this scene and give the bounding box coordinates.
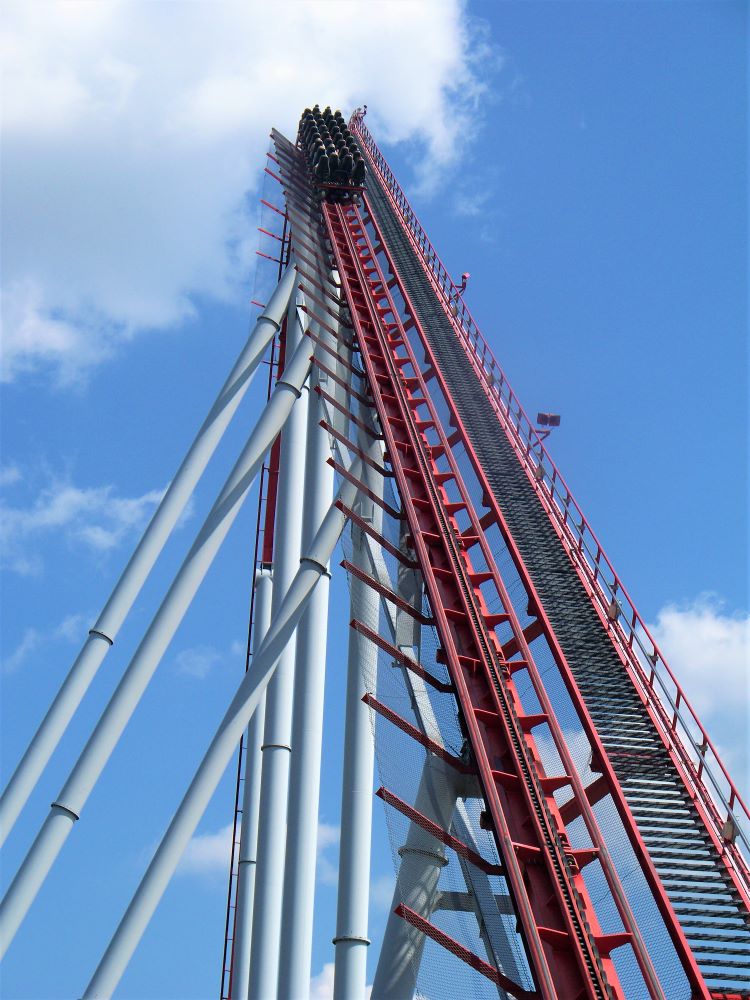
[371,757,459,1000]
[230,568,273,1000]
[0,334,312,957]
[81,460,364,1000]
[333,426,384,1000]
[277,353,336,998]
[0,264,296,845]
[0,264,296,847]
[247,293,309,1000]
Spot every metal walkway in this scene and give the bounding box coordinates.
[362,163,750,999]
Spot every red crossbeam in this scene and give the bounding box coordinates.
[362,693,473,773]
[377,786,503,875]
[324,199,623,1000]
[394,904,538,1000]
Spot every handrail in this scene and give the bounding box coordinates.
[350,110,750,888]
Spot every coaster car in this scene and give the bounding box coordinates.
[297,105,366,202]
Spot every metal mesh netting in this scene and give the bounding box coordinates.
[339,465,536,999]
[316,181,710,995]
[334,354,693,997]
[427,433,691,999]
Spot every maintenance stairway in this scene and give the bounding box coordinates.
[361,154,750,999]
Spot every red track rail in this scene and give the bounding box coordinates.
[346,191,711,998]
[350,111,750,890]
[325,198,632,1000]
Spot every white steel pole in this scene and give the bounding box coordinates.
[82,461,365,1000]
[0,263,297,847]
[371,758,459,1000]
[372,535,458,1000]
[247,292,309,1000]
[277,357,336,999]
[0,334,313,956]
[229,568,273,1000]
[333,427,384,1000]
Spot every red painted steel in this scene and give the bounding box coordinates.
[363,692,474,772]
[350,195,710,997]
[395,904,539,1000]
[352,621,455,693]
[350,112,750,885]
[377,787,505,876]
[222,119,749,999]
[324,198,627,1000]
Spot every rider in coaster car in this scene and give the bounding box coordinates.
[352,157,366,185]
[314,153,330,180]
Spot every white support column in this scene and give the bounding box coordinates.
[247,293,309,1000]
[229,568,273,1000]
[371,758,460,1000]
[277,353,336,998]
[372,525,457,1000]
[82,460,365,1000]
[0,264,296,847]
[0,334,313,957]
[333,426,384,1000]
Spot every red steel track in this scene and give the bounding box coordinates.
[350,113,750,897]
[221,121,749,999]
[325,196,644,1000]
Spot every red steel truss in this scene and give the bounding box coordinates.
[219,118,749,1000]
[321,193,719,999]
[350,112,750,892]
[323,197,618,999]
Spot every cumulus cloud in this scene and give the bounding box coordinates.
[3,610,89,673]
[1,0,497,384]
[174,644,224,680]
[178,818,341,882]
[178,822,234,878]
[309,963,337,1000]
[316,821,340,887]
[0,470,167,574]
[649,595,749,720]
[649,594,749,789]
[310,963,372,999]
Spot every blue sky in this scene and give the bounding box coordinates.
[1,2,747,998]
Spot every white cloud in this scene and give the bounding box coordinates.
[649,595,749,720]
[178,822,233,878]
[370,871,397,912]
[0,472,166,573]
[316,821,340,887]
[309,963,336,1000]
[1,1,497,384]
[649,594,749,791]
[174,644,223,680]
[0,465,22,487]
[4,627,42,674]
[174,639,247,679]
[454,189,492,218]
[3,610,88,673]
[310,963,372,1000]
[177,818,341,883]
[54,611,89,642]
